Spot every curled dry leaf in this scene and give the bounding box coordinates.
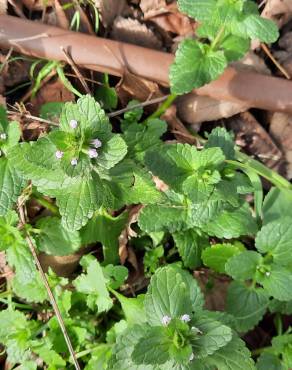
[262,0,292,28]
[95,0,130,27]
[0,0,7,14]
[140,0,168,19]
[225,112,285,174]
[116,70,162,107]
[111,16,162,49]
[269,112,292,179]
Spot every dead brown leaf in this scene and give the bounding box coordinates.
[0,0,7,14]
[269,112,292,179]
[111,16,162,49]
[95,0,130,27]
[29,77,74,116]
[116,70,162,107]
[140,0,167,19]
[226,112,285,174]
[262,0,292,28]
[22,0,53,11]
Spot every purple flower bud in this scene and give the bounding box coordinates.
[69,119,78,129]
[55,150,64,159]
[88,148,98,159]
[161,315,171,326]
[0,133,7,140]
[189,353,194,362]
[91,138,102,148]
[180,314,191,323]
[71,158,78,166]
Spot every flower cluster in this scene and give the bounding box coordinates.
[161,313,195,362]
[55,119,102,166]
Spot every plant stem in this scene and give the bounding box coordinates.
[0,298,33,310]
[210,26,225,51]
[145,93,177,121]
[252,346,273,356]
[32,194,59,215]
[228,152,292,190]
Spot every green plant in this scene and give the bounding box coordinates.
[170,0,279,94]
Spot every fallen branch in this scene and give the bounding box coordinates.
[1,15,292,114]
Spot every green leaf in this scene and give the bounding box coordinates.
[263,187,292,224]
[0,104,9,131]
[203,202,258,239]
[60,95,111,136]
[205,127,235,159]
[225,251,262,281]
[103,263,128,289]
[96,134,127,170]
[242,14,279,43]
[0,309,33,364]
[73,257,113,312]
[145,265,192,326]
[173,229,209,269]
[35,216,81,256]
[178,0,216,21]
[40,102,64,121]
[3,121,21,150]
[56,173,105,230]
[122,118,167,162]
[108,160,162,208]
[109,325,153,370]
[202,243,243,274]
[198,336,256,370]
[269,299,292,315]
[257,264,292,301]
[132,326,171,365]
[0,158,24,216]
[191,316,232,358]
[226,282,269,332]
[113,292,147,325]
[221,35,250,62]
[84,344,112,370]
[0,210,23,251]
[170,39,227,94]
[32,340,66,368]
[255,219,292,266]
[80,210,128,264]
[20,361,37,370]
[6,242,47,302]
[257,353,283,370]
[95,85,118,110]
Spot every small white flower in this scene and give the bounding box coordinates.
[189,353,195,362]
[0,133,7,140]
[88,148,98,159]
[191,326,203,334]
[69,119,78,129]
[71,158,78,166]
[91,138,102,148]
[161,315,171,326]
[180,314,191,323]
[55,150,64,159]
[265,271,271,277]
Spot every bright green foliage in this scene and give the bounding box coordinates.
[226,282,269,332]
[202,243,244,274]
[0,112,25,215]
[74,255,128,312]
[35,216,81,256]
[80,210,128,264]
[110,265,254,369]
[144,245,164,276]
[173,230,209,269]
[224,218,292,302]
[171,0,279,94]
[139,133,257,244]
[0,211,46,302]
[257,331,292,370]
[263,187,292,224]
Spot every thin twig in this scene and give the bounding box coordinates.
[65,72,103,86]
[61,46,92,95]
[108,95,169,117]
[261,43,291,80]
[18,201,81,370]
[0,47,14,74]
[7,109,58,126]
[9,33,49,43]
